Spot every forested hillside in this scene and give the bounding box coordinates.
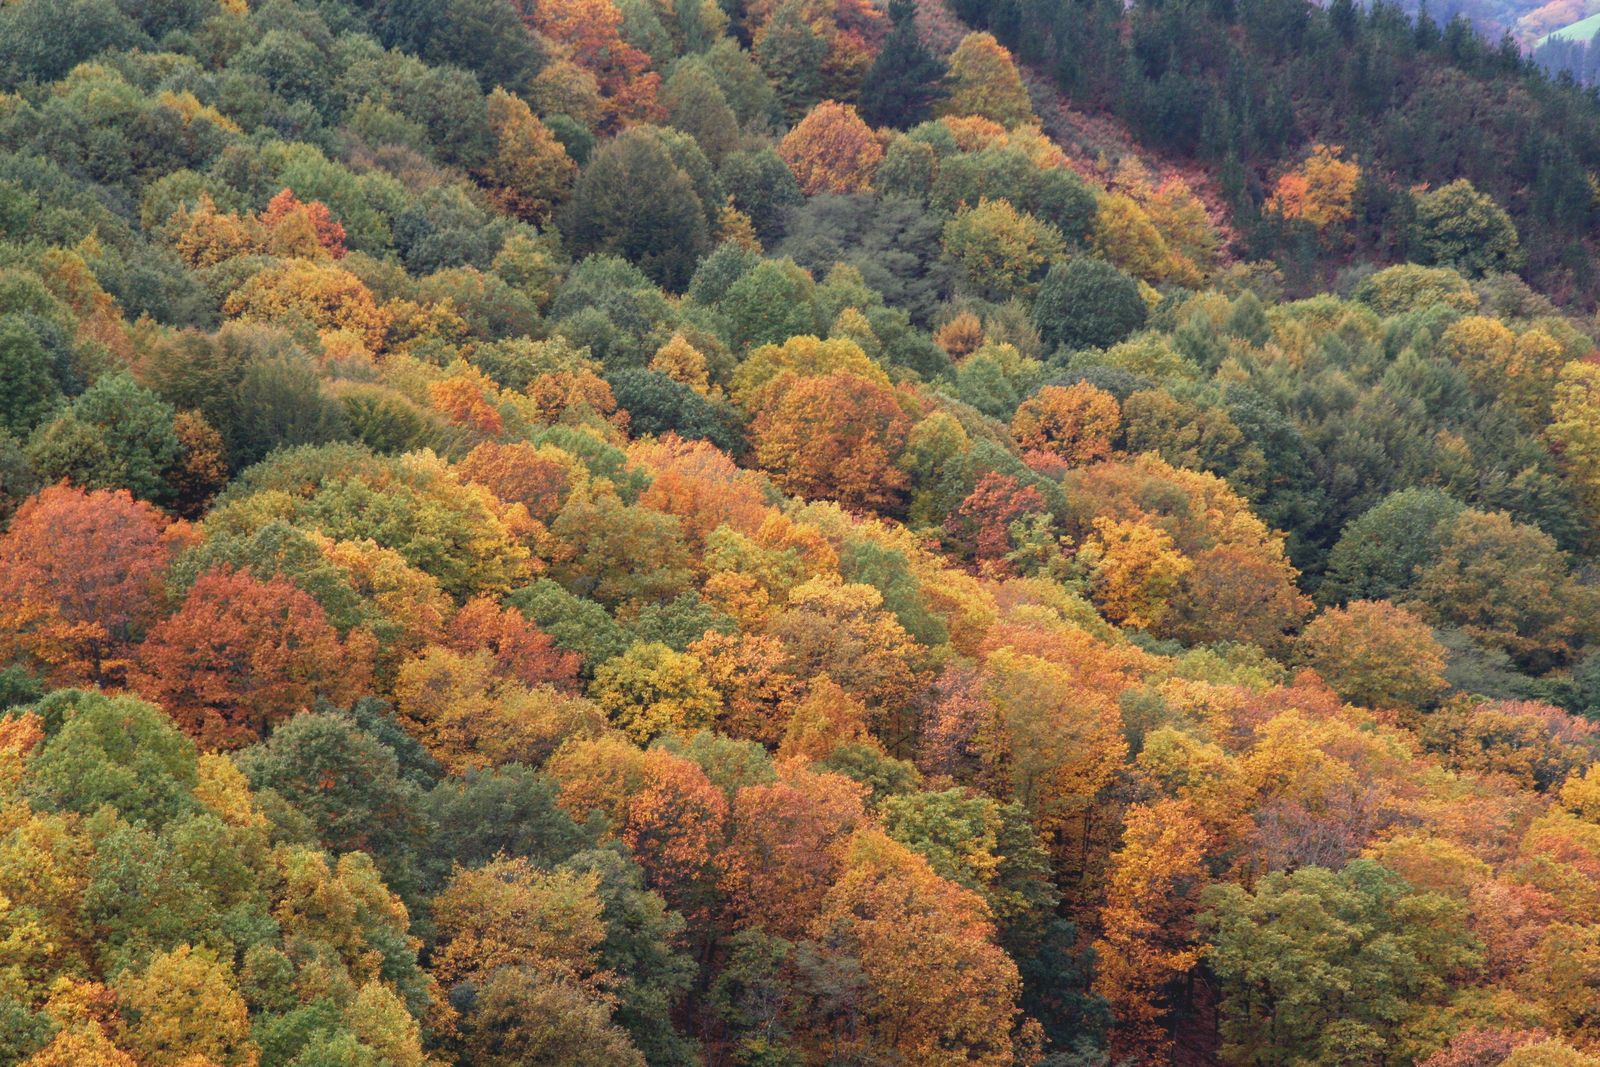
[962,0,1600,302]
[4,0,1600,1064]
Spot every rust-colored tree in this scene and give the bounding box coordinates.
[721,761,868,937]
[0,484,175,685]
[1010,383,1121,466]
[749,371,910,511]
[622,750,728,923]
[944,472,1048,573]
[259,187,347,258]
[456,440,576,523]
[445,595,580,690]
[806,828,1022,1066]
[131,568,367,748]
[513,0,663,128]
[778,100,884,195]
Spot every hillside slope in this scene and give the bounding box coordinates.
[2,0,1600,1065]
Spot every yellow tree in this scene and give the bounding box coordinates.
[1092,192,1189,285]
[545,735,651,827]
[808,829,1022,1066]
[1066,454,1310,650]
[222,260,387,351]
[981,648,1126,842]
[1094,800,1209,1063]
[589,642,723,743]
[22,1025,138,1067]
[689,630,798,741]
[478,88,577,224]
[1548,359,1600,532]
[114,945,257,1066]
[169,193,261,268]
[393,646,603,771]
[938,33,1033,127]
[1010,382,1121,466]
[934,311,986,359]
[768,574,924,734]
[776,675,876,761]
[748,371,911,511]
[1438,315,1567,422]
[1078,514,1192,630]
[1143,176,1221,278]
[649,334,712,394]
[730,335,885,410]
[345,983,428,1067]
[1266,144,1359,231]
[717,198,763,252]
[431,857,608,988]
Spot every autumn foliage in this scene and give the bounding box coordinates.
[1010,382,1121,466]
[514,0,663,127]
[750,370,910,510]
[1266,144,1360,231]
[131,568,368,748]
[0,484,175,684]
[260,188,347,258]
[6,3,1600,1066]
[778,100,885,195]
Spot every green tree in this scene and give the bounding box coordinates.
[232,348,349,469]
[1032,257,1147,352]
[0,316,60,437]
[719,148,805,245]
[423,765,596,884]
[0,0,143,85]
[237,710,429,897]
[605,367,740,450]
[1319,488,1465,605]
[27,373,179,502]
[560,128,711,291]
[506,579,633,671]
[1414,509,1595,674]
[859,0,948,128]
[1412,180,1523,277]
[663,58,742,163]
[1201,861,1480,1067]
[563,847,697,1063]
[755,1,827,122]
[718,257,824,350]
[942,199,1065,302]
[26,690,199,830]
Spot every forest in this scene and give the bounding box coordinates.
[4,0,1600,1063]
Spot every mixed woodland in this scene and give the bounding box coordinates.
[6,0,1600,1064]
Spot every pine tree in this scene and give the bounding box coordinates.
[858,0,947,129]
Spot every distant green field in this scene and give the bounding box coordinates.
[1538,9,1600,45]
